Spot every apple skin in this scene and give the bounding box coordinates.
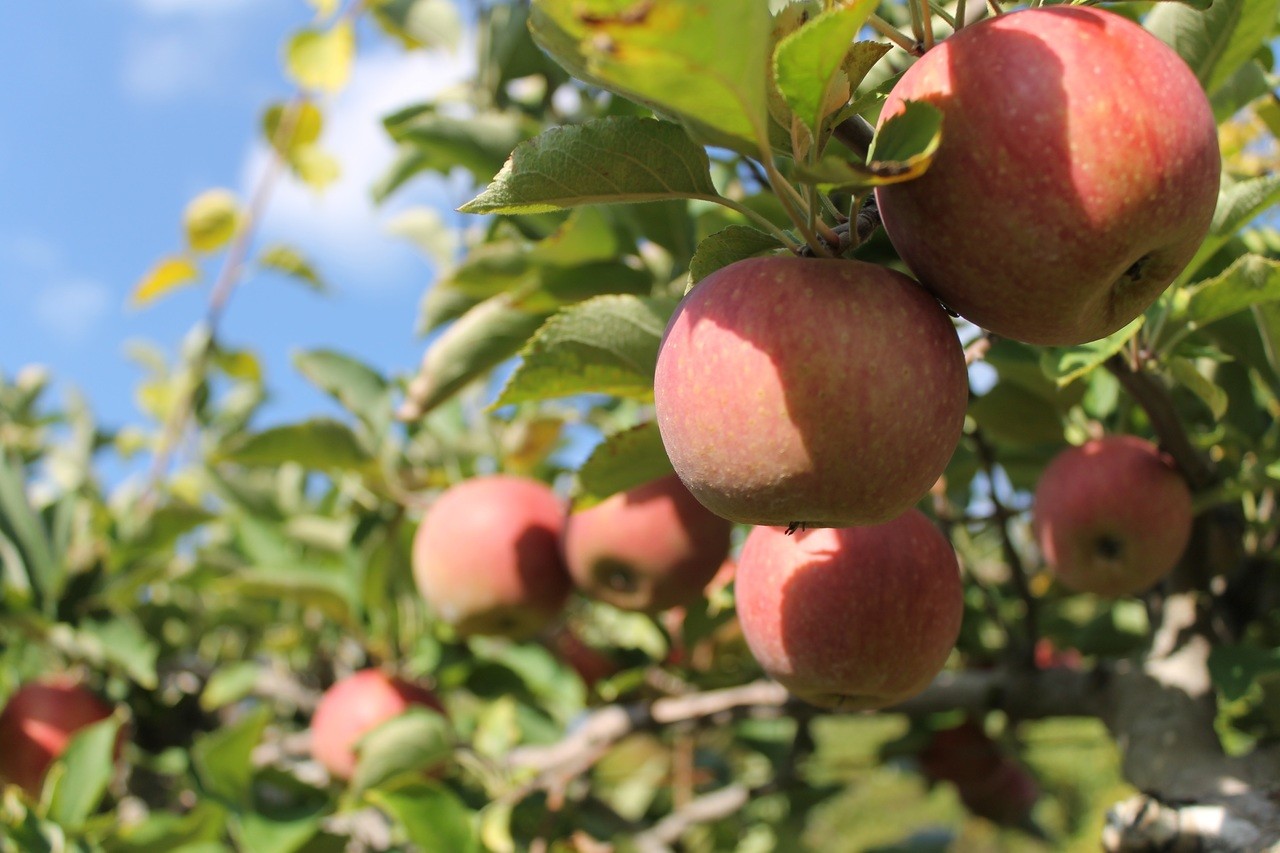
[0,679,117,795]
[1034,435,1193,596]
[310,669,445,782]
[413,475,572,638]
[735,510,963,709]
[563,474,733,612]
[874,6,1219,346]
[654,256,967,528]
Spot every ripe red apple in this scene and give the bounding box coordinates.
[1034,435,1193,596]
[654,256,967,528]
[310,669,445,782]
[0,678,117,795]
[735,510,963,709]
[413,475,572,638]
[563,474,733,612]
[874,6,1219,346]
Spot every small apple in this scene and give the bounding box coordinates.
[654,255,967,528]
[413,475,572,638]
[310,669,445,782]
[563,474,732,612]
[0,678,117,795]
[874,6,1219,346]
[1034,435,1193,596]
[735,510,963,709]
[551,627,621,689]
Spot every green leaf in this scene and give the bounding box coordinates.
[529,0,772,153]
[460,117,722,215]
[1145,0,1280,95]
[1168,356,1228,419]
[45,714,124,828]
[293,349,391,428]
[371,0,463,50]
[968,383,1065,446]
[404,293,549,415]
[216,419,372,472]
[131,256,201,308]
[258,244,328,293]
[367,782,478,853]
[79,617,160,689]
[796,101,941,189]
[184,189,241,254]
[220,566,358,627]
[192,706,271,806]
[1182,174,1280,283]
[688,226,785,288]
[285,22,355,93]
[200,662,262,712]
[263,101,324,154]
[1041,316,1145,387]
[351,708,453,794]
[0,453,57,611]
[106,801,229,852]
[774,0,878,141]
[377,109,533,196]
[575,421,674,508]
[1209,644,1280,702]
[494,295,675,407]
[1182,255,1280,331]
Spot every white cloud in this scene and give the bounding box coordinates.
[245,42,478,291]
[32,279,112,345]
[121,31,219,101]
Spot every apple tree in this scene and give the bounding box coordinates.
[3,0,1280,850]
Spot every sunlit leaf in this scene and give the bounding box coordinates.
[372,0,463,49]
[774,0,878,143]
[131,256,201,307]
[184,189,241,254]
[494,294,676,407]
[575,421,674,508]
[257,244,328,292]
[1040,316,1144,387]
[285,22,356,93]
[351,708,453,793]
[367,782,478,853]
[688,226,785,288]
[460,117,722,215]
[46,715,124,828]
[216,419,373,472]
[1146,0,1280,94]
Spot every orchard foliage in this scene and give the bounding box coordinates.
[3,0,1280,850]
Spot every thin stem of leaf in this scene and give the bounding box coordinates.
[987,0,1004,15]
[869,15,921,56]
[927,1,956,30]
[954,0,967,32]
[917,0,934,51]
[715,198,801,253]
[907,0,924,46]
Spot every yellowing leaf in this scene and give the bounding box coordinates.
[289,144,342,190]
[183,189,241,253]
[308,0,340,19]
[285,22,355,93]
[131,256,200,308]
[263,101,324,155]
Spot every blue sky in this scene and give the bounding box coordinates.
[0,1,476,444]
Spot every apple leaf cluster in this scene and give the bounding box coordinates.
[4,0,1280,850]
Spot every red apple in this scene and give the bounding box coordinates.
[654,256,967,528]
[563,474,732,612]
[310,669,445,782]
[735,510,963,709]
[0,678,117,795]
[874,6,1219,346]
[1034,435,1193,596]
[413,475,572,638]
[551,627,621,689]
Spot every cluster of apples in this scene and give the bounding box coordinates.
[655,7,1215,708]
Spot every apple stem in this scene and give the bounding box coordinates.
[869,15,923,56]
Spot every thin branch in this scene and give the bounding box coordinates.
[869,15,923,56]
[1103,355,1217,492]
[831,114,876,160]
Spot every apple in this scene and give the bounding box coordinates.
[551,627,621,689]
[735,509,963,709]
[919,721,1039,827]
[310,669,445,782]
[654,255,967,528]
[874,6,1219,346]
[1034,435,1193,596]
[563,474,733,612]
[413,475,572,638]
[0,678,117,795]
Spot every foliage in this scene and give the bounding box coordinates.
[3,0,1280,850]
